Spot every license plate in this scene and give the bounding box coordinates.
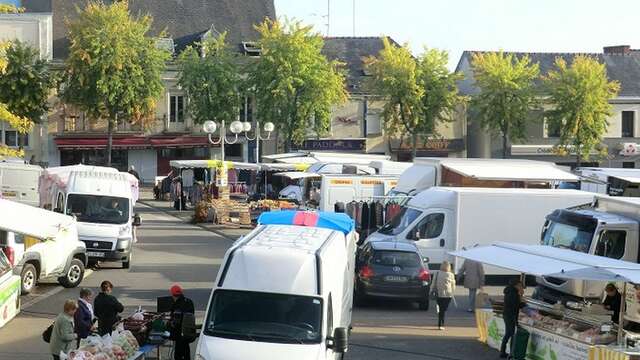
[2,191,16,198]
[384,275,408,282]
[86,251,105,258]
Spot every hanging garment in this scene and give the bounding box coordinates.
[346,201,356,220]
[182,169,195,186]
[369,201,378,230]
[361,202,370,234]
[375,201,384,227]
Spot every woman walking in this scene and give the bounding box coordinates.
[435,261,456,330]
[50,300,78,360]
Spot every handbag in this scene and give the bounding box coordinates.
[42,322,55,343]
[429,272,439,300]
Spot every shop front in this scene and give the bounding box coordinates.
[391,138,465,162]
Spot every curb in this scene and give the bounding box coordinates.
[137,200,238,241]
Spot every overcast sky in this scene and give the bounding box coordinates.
[275,0,640,69]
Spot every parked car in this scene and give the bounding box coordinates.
[355,240,431,310]
[0,199,87,294]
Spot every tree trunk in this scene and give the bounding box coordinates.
[106,114,116,167]
[502,134,508,159]
[576,152,582,168]
[411,132,418,161]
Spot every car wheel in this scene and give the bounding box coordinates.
[20,263,37,295]
[59,259,85,288]
[418,300,430,311]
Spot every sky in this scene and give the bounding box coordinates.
[274,0,640,69]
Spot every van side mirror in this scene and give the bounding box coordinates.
[331,327,348,353]
[132,214,142,227]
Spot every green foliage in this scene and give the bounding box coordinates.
[178,33,240,125]
[471,51,540,158]
[0,4,24,14]
[61,1,168,165]
[365,40,464,157]
[544,55,620,165]
[247,19,347,149]
[0,41,55,123]
[0,41,32,158]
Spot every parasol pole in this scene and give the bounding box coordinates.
[618,283,626,345]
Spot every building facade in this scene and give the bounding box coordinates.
[458,46,640,168]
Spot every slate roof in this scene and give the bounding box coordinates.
[456,50,640,97]
[21,0,275,59]
[322,37,397,94]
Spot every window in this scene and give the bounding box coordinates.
[408,213,445,240]
[372,250,422,267]
[546,119,561,138]
[595,230,626,259]
[66,194,130,224]
[169,95,185,123]
[623,162,636,169]
[378,208,422,236]
[623,111,635,137]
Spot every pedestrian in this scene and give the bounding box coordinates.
[168,284,196,360]
[435,261,456,330]
[500,278,525,359]
[128,165,140,181]
[74,288,95,345]
[94,281,124,336]
[603,283,622,323]
[457,258,485,312]
[50,299,78,360]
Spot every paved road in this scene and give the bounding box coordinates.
[0,202,500,360]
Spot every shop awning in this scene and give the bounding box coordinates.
[55,136,213,150]
[0,198,76,240]
[612,175,640,184]
[450,242,640,283]
[273,172,322,180]
[169,160,260,170]
[441,160,579,182]
[260,163,310,172]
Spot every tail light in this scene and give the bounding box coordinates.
[3,247,15,266]
[418,268,430,282]
[359,265,374,279]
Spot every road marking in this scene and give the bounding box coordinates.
[21,269,94,310]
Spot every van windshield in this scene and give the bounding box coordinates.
[542,221,595,253]
[378,207,422,235]
[204,290,323,344]
[66,194,130,224]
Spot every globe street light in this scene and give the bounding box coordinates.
[244,121,275,163]
[203,119,275,162]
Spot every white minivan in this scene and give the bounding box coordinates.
[0,162,42,206]
[195,211,357,360]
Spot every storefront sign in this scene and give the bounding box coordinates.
[330,179,353,185]
[391,138,465,152]
[361,180,383,185]
[511,145,599,156]
[294,139,366,152]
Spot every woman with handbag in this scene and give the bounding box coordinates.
[50,300,78,360]
[434,261,456,330]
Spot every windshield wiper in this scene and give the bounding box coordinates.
[208,328,256,341]
[251,332,305,344]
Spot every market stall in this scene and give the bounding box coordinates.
[451,242,640,360]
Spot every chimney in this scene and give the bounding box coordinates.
[603,45,631,54]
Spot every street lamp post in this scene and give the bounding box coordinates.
[202,119,274,163]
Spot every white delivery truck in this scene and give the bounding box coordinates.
[387,158,579,203]
[577,167,640,196]
[537,195,640,303]
[366,187,594,275]
[196,211,357,360]
[317,174,398,212]
[0,162,43,206]
[39,165,140,268]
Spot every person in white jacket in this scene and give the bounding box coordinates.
[435,261,456,330]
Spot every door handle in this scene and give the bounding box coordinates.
[439,239,445,247]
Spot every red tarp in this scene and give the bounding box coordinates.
[54,136,216,149]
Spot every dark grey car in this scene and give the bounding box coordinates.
[355,240,431,310]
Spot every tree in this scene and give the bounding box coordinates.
[365,40,464,158]
[0,4,24,14]
[0,41,55,147]
[544,55,620,166]
[248,19,347,152]
[178,33,241,126]
[471,51,540,158]
[0,41,32,158]
[61,1,169,166]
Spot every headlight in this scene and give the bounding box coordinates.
[119,224,131,237]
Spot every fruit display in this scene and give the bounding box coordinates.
[66,330,140,360]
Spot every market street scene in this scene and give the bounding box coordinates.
[4,0,640,360]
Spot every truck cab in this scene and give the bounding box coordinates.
[537,207,640,303]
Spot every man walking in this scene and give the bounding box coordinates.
[458,258,485,312]
[500,278,524,359]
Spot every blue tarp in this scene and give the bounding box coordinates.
[258,211,355,235]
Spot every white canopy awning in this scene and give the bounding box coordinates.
[0,198,76,240]
[450,242,640,283]
[169,160,261,170]
[612,175,640,184]
[259,163,310,172]
[273,172,322,180]
[443,161,579,182]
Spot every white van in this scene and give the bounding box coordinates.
[40,166,140,268]
[366,187,594,275]
[0,162,42,206]
[196,212,357,360]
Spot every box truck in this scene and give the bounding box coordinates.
[0,162,43,206]
[387,158,579,204]
[537,195,640,303]
[366,187,594,275]
[196,211,357,360]
[577,167,640,196]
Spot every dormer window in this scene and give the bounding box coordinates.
[242,41,261,56]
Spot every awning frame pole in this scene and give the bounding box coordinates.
[618,283,626,345]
